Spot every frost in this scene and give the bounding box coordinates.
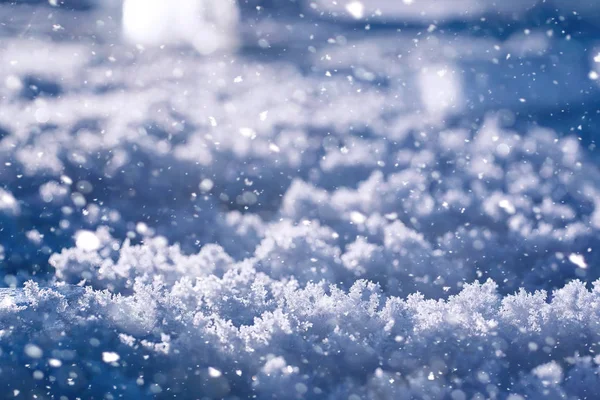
[2,275,600,397]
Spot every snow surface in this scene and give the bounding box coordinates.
[0,0,600,398]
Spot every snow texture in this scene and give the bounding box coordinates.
[0,0,600,398]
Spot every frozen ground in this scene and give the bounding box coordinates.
[1,0,600,398]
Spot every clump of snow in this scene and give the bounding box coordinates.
[2,278,600,398]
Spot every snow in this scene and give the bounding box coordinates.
[345,2,365,19]
[306,0,600,23]
[122,0,240,54]
[568,253,588,269]
[75,230,101,252]
[24,344,43,359]
[0,0,599,398]
[102,351,120,363]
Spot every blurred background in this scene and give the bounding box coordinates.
[2,0,600,145]
[0,0,599,290]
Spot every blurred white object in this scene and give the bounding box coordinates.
[419,64,463,119]
[122,0,240,54]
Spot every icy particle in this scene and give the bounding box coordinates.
[568,253,587,269]
[350,211,367,224]
[136,222,149,235]
[5,75,22,90]
[24,344,43,359]
[477,370,490,384]
[295,383,308,394]
[61,175,73,185]
[589,71,599,81]
[269,143,281,153]
[208,367,222,378]
[594,53,600,63]
[428,372,435,381]
[102,352,120,363]
[71,192,86,208]
[199,179,214,193]
[451,390,466,400]
[259,111,268,121]
[496,143,511,157]
[239,127,257,139]
[528,342,539,352]
[208,116,218,127]
[345,2,364,19]
[75,230,101,252]
[0,192,17,209]
[48,358,62,368]
[34,108,50,124]
[234,76,243,83]
[149,384,162,394]
[498,199,516,215]
[385,212,398,221]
